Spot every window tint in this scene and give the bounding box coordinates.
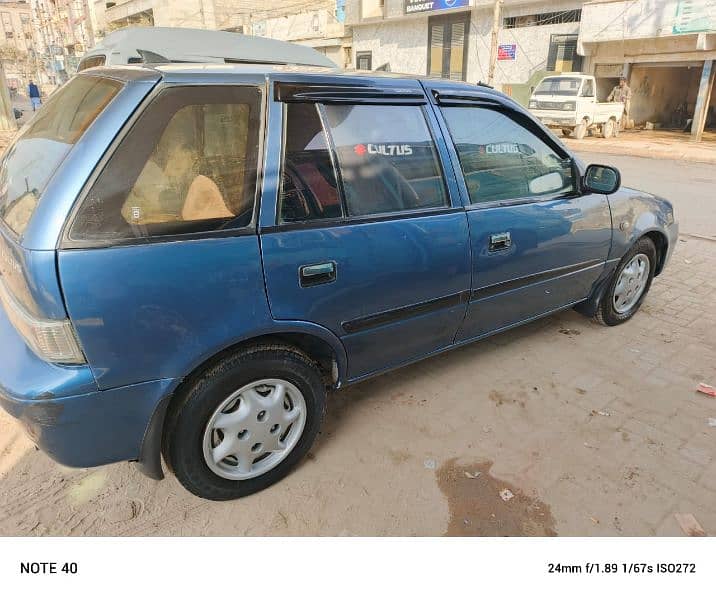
[0,75,121,236]
[70,86,262,241]
[77,55,106,71]
[441,106,575,204]
[323,104,447,217]
[279,103,340,223]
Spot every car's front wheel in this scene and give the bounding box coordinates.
[163,346,326,500]
[595,236,657,326]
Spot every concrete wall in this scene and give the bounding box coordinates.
[478,18,582,85]
[352,16,429,73]
[349,0,582,85]
[580,0,694,43]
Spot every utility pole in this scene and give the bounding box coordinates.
[487,0,502,87]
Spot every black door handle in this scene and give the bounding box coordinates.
[489,232,511,252]
[299,261,336,287]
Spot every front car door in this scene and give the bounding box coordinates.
[425,83,612,341]
[260,76,471,381]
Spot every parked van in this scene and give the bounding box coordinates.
[77,27,337,71]
[0,64,677,500]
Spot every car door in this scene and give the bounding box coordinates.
[260,77,471,381]
[426,83,612,341]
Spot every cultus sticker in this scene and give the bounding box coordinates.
[354,143,414,156]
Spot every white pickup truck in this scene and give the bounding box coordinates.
[528,73,624,139]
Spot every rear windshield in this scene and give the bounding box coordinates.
[533,77,582,96]
[0,75,122,236]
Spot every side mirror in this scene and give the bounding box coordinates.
[584,164,621,195]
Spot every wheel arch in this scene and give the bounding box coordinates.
[135,324,348,480]
[642,229,668,276]
[575,231,666,318]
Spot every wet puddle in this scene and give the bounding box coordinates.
[437,459,557,536]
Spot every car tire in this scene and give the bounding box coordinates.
[602,119,615,138]
[562,128,573,138]
[574,118,588,140]
[163,345,326,500]
[594,237,657,327]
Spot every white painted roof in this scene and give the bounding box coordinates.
[84,27,337,69]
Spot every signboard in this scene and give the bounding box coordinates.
[404,0,470,15]
[497,44,516,61]
[673,0,715,34]
[595,63,625,78]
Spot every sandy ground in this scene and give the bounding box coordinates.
[0,148,715,536]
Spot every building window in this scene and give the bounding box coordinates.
[428,13,470,81]
[504,9,581,29]
[361,0,384,20]
[546,34,582,73]
[356,51,372,70]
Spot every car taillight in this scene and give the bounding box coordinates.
[0,276,85,364]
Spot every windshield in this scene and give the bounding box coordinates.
[0,75,122,236]
[533,77,582,96]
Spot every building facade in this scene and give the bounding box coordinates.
[92,0,352,66]
[33,0,95,82]
[579,0,715,140]
[0,1,38,89]
[347,0,585,101]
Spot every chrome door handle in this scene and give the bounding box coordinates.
[489,232,511,252]
[299,261,336,287]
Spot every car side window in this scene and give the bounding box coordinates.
[69,86,262,242]
[581,79,594,97]
[441,106,575,205]
[323,104,448,217]
[279,103,341,223]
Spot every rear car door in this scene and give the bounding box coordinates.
[260,77,471,381]
[427,84,612,341]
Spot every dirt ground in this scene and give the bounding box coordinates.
[0,139,715,536]
[1,233,713,536]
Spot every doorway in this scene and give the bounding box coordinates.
[427,12,470,81]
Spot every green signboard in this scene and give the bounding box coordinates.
[673,0,715,34]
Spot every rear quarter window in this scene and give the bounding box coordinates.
[0,76,122,236]
[69,85,263,243]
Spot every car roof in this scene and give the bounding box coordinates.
[84,62,496,91]
[79,62,511,111]
[84,26,337,69]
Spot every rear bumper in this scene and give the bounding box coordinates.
[0,378,175,469]
[0,302,174,469]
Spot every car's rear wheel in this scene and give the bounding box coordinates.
[595,237,657,326]
[163,346,326,500]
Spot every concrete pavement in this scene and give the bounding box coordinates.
[565,130,716,166]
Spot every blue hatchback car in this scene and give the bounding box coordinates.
[0,64,677,499]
